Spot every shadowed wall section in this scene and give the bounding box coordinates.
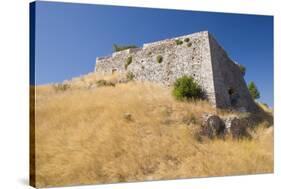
[208,33,258,111]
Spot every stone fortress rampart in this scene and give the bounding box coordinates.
[95,31,257,112]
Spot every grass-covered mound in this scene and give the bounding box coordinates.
[33,73,273,187]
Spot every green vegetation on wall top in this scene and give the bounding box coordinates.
[175,39,183,45]
[113,44,138,52]
[184,38,190,43]
[238,64,246,76]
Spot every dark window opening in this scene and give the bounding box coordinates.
[228,88,234,95]
[228,87,240,106]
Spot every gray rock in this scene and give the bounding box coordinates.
[229,117,251,139]
[201,114,226,139]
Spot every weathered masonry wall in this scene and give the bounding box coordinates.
[208,34,258,111]
[95,31,257,112]
[96,31,217,105]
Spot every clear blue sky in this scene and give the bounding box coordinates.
[33,1,273,107]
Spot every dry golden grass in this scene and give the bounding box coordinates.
[33,73,273,187]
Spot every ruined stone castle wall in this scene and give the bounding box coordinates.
[95,31,217,105]
[208,34,258,111]
[95,31,257,112]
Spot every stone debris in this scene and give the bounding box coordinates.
[201,114,226,139]
[229,117,251,139]
[201,114,251,139]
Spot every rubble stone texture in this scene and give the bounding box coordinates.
[95,31,257,112]
[202,114,226,139]
[228,117,250,139]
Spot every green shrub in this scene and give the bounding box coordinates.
[248,81,260,99]
[126,71,135,81]
[238,64,246,76]
[184,38,190,43]
[187,42,192,47]
[113,44,138,52]
[125,56,132,70]
[53,83,70,92]
[156,55,163,63]
[175,39,183,45]
[96,80,115,87]
[172,76,204,100]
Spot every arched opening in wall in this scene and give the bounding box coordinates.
[228,87,240,106]
[228,88,234,96]
[112,68,117,74]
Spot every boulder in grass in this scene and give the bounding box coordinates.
[201,114,226,139]
[229,117,251,139]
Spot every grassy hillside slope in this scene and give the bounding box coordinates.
[34,73,273,187]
